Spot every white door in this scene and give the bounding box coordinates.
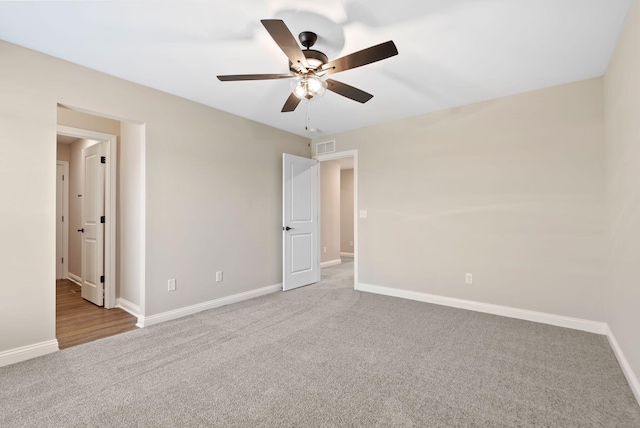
[282,153,320,291]
[56,164,65,279]
[80,143,105,306]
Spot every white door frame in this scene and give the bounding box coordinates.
[57,125,117,309]
[313,149,359,288]
[56,161,69,280]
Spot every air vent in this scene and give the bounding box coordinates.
[316,140,336,155]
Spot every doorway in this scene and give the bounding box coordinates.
[57,126,117,308]
[314,150,359,288]
[55,126,137,349]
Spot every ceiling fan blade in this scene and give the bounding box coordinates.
[217,73,293,81]
[261,19,309,71]
[321,41,398,75]
[326,79,374,103]
[282,93,301,112]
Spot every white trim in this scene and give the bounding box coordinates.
[56,161,69,280]
[136,283,282,328]
[356,283,607,335]
[138,126,147,319]
[68,272,82,285]
[57,125,117,309]
[314,149,358,290]
[0,340,59,368]
[340,252,354,257]
[321,259,342,268]
[116,298,141,318]
[606,326,640,405]
[104,137,117,309]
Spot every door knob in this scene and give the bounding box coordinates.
[283,226,295,231]
[77,228,84,233]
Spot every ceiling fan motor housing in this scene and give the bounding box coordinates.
[287,31,328,73]
[289,49,329,73]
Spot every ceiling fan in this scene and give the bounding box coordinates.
[217,19,398,112]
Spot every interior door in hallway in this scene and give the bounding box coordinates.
[80,142,105,306]
[282,153,320,291]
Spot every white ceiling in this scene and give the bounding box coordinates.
[0,1,632,138]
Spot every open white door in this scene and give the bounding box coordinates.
[80,142,105,306]
[283,153,320,291]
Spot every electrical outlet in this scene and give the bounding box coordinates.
[168,278,176,291]
[465,273,473,284]
[216,271,223,282]
[323,246,327,254]
[350,241,353,247]
[359,210,368,218]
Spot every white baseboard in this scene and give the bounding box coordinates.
[137,283,282,328]
[340,252,354,257]
[606,326,640,405]
[0,340,59,368]
[116,298,141,318]
[320,259,342,268]
[356,283,607,335]
[68,272,81,285]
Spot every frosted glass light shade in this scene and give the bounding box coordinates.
[291,75,327,101]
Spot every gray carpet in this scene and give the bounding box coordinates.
[2,257,639,427]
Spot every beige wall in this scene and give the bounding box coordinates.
[118,121,145,308]
[320,160,341,263]
[604,0,640,394]
[56,143,69,162]
[340,169,354,254]
[314,78,606,322]
[0,40,308,354]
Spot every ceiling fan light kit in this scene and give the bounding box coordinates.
[217,19,398,113]
[291,75,327,100]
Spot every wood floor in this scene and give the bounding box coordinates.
[56,279,138,349]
